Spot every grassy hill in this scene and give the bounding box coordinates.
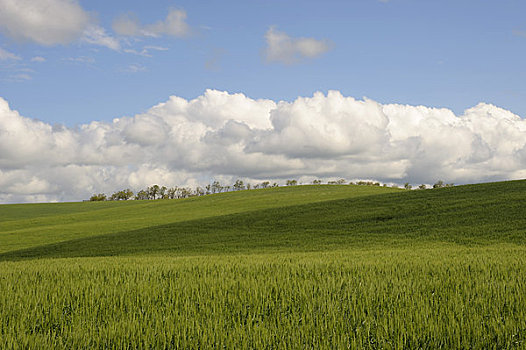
[1,181,526,348]
[0,184,398,255]
[1,180,525,260]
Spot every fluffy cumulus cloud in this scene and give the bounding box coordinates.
[113,9,190,38]
[264,27,332,64]
[1,89,526,203]
[0,0,121,51]
[0,0,90,46]
[0,1,192,55]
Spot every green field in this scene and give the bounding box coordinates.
[1,182,526,348]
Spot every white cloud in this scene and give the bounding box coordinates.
[264,26,332,64]
[124,45,169,58]
[0,0,90,46]
[0,0,120,52]
[81,25,120,51]
[0,46,21,60]
[63,56,95,65]
[144,45,169,51]
[1,90,526,203]
[113,9,190,38]
[112,13,142,36]
[147,9,190,37]
[122,63,146,73]
[0,52,33,81]
[31,56,46,62]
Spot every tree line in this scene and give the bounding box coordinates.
[89,179,454,201]
[90,180,278,201]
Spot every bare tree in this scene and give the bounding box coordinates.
[167,187,177,199]
[233,179,245,191]
[211,181,222,194]
[433,180,444,189]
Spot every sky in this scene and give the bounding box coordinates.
[1,0,526,203]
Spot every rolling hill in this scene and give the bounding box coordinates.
[1,181,526,348]
[1,180,525,260]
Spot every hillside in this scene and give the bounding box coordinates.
[0,185,398,255]
[1,180,525,261]
[2,181,526,348]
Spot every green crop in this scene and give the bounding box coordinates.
[1,181,525,348]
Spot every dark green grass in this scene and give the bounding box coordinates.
[0,184,397,253]
[1,180,525,261]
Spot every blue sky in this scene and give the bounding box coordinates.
[1,0,525,125]
[2,0,526,203]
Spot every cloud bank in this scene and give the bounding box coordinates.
[1,89,526,203]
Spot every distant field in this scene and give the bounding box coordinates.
[1,182,525,348]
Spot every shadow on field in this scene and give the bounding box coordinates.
[2,180,526,261]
